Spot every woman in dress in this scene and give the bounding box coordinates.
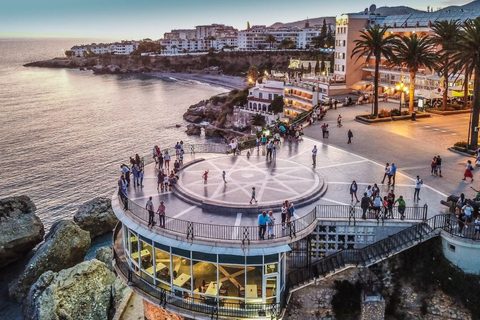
[350,181,359,202]
[463,160,474,182]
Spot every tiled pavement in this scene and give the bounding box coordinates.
[127,134,449,229]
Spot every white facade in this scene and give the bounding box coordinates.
[441,232,480,274]
[247,80,284,113]
[70,41,136,57]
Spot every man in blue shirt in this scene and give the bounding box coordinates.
[389,163,397,186]
[258,211,268,240]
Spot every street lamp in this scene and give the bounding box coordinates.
[396,81,408,113]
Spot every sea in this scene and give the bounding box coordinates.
[0,38,227,318]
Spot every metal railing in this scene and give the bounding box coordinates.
[286,213,478,290]
[118,189,428,245]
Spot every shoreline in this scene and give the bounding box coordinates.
[149,72,247,91]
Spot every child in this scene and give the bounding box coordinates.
[202,170,209,184]
[249,187,258,204]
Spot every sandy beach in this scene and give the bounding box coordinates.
[150,72,247,91]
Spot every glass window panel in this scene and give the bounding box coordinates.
[246,266,263,301]
[246,255,262,264]
[192,251,217,262]
[172,255,192,290]
[193,260,218,297]
[218,264,246,299]
[219,254,245,264]
[265,263,278,274]
[266,276,277,298]
[129,231,138,254]
[154,248,171,284]
[172,247,190,258]
[264,254,278,264]
[139,241,154,274]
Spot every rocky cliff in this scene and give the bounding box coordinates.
[23,259,116,320]
[73,197,118,239]
[25,51,316,76]
[0,196,44,268]
[9,220,91,301]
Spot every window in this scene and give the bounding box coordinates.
[259,93,263,99]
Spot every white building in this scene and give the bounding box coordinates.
[69,41,137,57]
[246,80,284,113]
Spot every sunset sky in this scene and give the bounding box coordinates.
[0,0,472,39]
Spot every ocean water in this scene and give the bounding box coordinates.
[0,38,227,319]
[0,38,226,229]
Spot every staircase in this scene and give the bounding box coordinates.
[286,215,449,291]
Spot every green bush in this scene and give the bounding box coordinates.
[390,108,401,116]
[454,141,468,148]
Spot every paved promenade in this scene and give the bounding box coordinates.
[127,131,449,229]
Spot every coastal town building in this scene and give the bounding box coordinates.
[70,41,138,57]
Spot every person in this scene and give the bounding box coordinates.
[164,151,171,171]
[414,176,423,201]
[120,164,131,187]
[172,159,181,173]
[373,194,382,221]
[365,185,373,198]
[152,146,159,163]
[281,201,288,229]
[179,149,184,165]
[334,99,338,110]
[455,193,467,215]
[230,139,238,155]
[431,156,437,176]
[470,186,480,200]
[174,141,181,158]
[395,195,406,220]
[222,171,227,184]
[381,163,391,184]
[389,163,397,186]
[321,123,329,139]
[250,187,258,204]
[118,175,127,197]
[463,160,474,182]
[337,114,342,127]
[347,129,353,144]
[157,152,164,171]
[436,155,443,177]
[312,145,318,166]
[360,193,372,219]
[267,211,275,239]
[157,201,166,228]
[386,190,395,219]
[289,202,295,222]
[132,164,140,187]
[474,216,480,239]
[135,154,141,169]
[157,170,164,191]
[163,174,169,190]
[202,170,209,184]
[372,183,380,198]
[462,202,473,225]
[139,168,144,188]
[258,211,268,240]
[350,181,359,202]
[266,140,274,159]
[146,196,155,228]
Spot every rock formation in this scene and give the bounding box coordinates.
[23,259,116,320]
[185,123,202,136]
[73,197,118,238]
[9,220,91,301]
[95,246,113,272]
[0,196,44,268]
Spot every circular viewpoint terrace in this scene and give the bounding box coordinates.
[111,138,451,319]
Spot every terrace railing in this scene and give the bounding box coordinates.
[118,189,428,245]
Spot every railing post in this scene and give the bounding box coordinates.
[423,204,428,221]
[348,205,356,226]
[242,227,250,246]
[290,221,296,238]
[187,222,194,240]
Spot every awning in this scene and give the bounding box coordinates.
[415,89,442,99]
[349,81,370,90]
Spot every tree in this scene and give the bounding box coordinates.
[450,17,480,149]
[248,65,259,83]
[430,19,461,109]
[314,57,320,75]
[351,25,397,117]
[269,96,285,113]
[250,113,265,126]
[307,62,312,74]
[265,34,276,50]
[64,50,74,58]
[279,39,294,49]
[393,33,437,114]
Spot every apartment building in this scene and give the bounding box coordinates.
[70,41,137,57]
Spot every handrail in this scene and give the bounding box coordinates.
[118,183,428,244]
[112,225,281,319]
[286,213,478,289]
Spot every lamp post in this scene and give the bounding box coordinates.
[396,81,408,113]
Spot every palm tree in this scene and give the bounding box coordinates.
[265,34,276,50]
[250,113,266,126]
[393,34,437,114]
[450,17,480,149]
[351,25,397,117]
[430,20,460,109]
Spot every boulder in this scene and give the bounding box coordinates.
[0,196,44,268]
[95,246,113,272]
[204,125,224,138]
[185,124,202,136]
[9,220,91,301]
[183,114,204,123]
[23,259,116,320]
[73,197,118,238]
